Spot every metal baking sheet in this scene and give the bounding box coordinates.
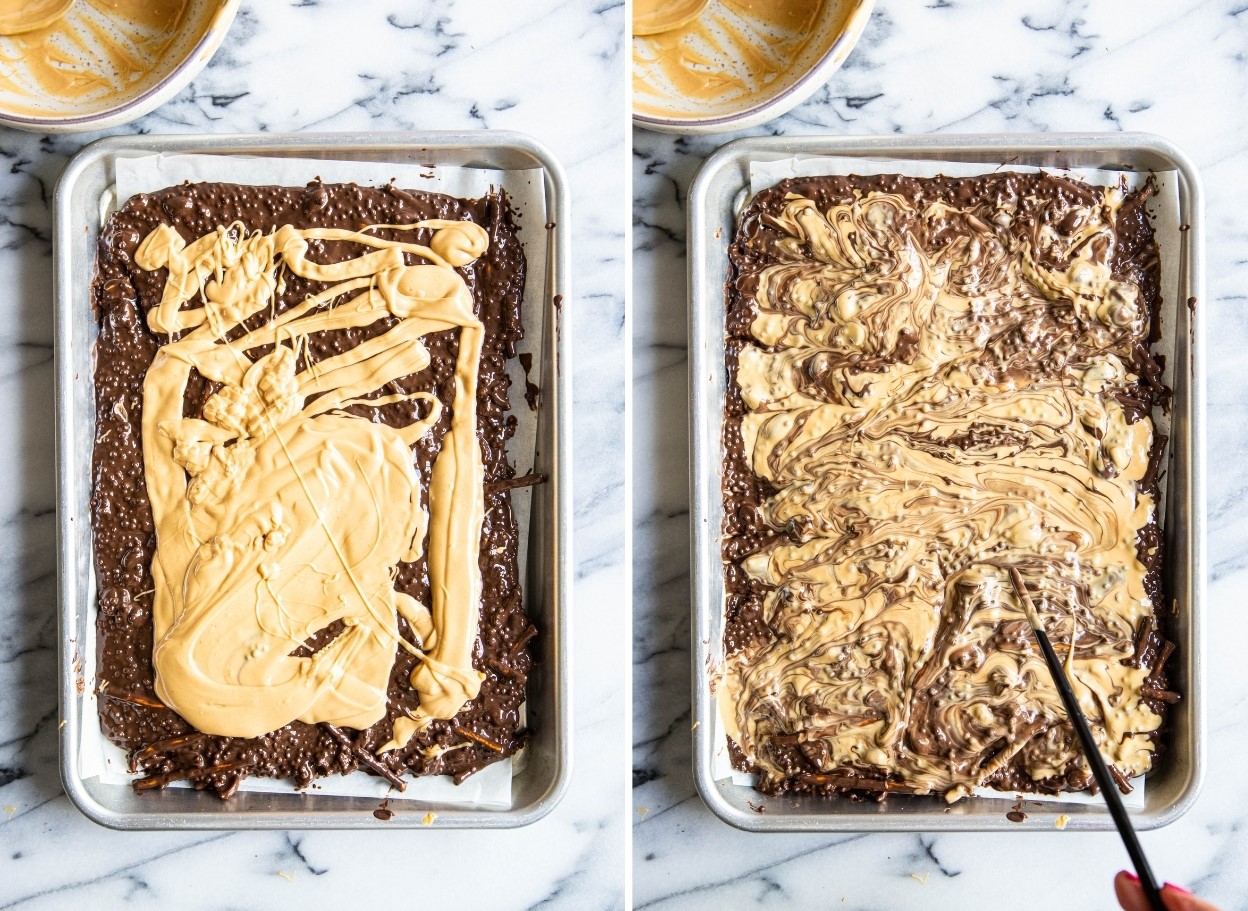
[54,131,572,829]
[688,132,1205,832]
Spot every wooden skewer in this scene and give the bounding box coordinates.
[1007,567,1166,911]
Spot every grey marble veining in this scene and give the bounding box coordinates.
[0,1,626,909]
[633,2,1248,907]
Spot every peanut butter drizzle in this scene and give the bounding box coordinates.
[724,185,1163,801]
[0,0,200,117]
[135,218,492,746]
[632,0,840,118]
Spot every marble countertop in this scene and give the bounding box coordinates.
[0,1,625,909]
[633,1,1247,908]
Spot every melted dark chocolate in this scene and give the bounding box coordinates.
[90,181,532,797]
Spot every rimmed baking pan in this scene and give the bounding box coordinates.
[688,132,1205,832]
[54,131,572,829]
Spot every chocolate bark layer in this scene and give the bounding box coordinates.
[721,172,1174,801]
[91,181,532,797]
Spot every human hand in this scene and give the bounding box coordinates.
[1115,872,1221,911]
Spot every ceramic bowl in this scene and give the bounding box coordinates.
[0,0,239,133]
[632,0,875,134]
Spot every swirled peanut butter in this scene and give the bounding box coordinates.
[136,218,489,743]
[721,172,1173,802]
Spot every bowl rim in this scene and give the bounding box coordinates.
[0,0,239,128]
[632,0,877,133]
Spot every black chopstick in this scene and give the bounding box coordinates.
[1007,567,1166,911]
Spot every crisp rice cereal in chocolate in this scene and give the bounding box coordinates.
[90,181,534,797]
[721,172,1175,802]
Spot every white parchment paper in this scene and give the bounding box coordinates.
[711,156,1184,810]
[80,154,549,809]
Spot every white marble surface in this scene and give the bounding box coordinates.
[633,1,1247,908]
[0,1,625,909]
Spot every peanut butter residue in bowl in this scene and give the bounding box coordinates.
[0,0,222,120]
[633,0,709,36]
[632,0,868,123]
[0,0,75,36]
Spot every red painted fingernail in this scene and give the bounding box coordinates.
[1164,883,1192,895]
[1122,872,1140,884]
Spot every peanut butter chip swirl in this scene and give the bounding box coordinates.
[723,178,1166,801]
[137,218,491,749]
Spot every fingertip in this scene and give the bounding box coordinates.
[1115,871,1149,911]
[1161,883,1220,911]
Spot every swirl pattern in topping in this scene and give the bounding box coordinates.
[721,172,1171,801]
